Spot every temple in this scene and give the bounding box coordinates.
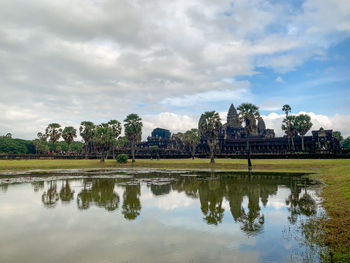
[141,104,341,154]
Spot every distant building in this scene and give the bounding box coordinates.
[141,105,341,154]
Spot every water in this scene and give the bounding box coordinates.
[0,169,323,263]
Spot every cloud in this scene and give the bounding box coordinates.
[0,0,349,138]
[142,112,198,139]
[262,112,350,137]
[275,76,284,83]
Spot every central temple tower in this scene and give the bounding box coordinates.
[227,104,241,129]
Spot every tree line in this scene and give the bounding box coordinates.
[1,103,348,161]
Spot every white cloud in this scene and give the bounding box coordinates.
[262,112,350,137]
[275,76,284,83]
[0,0,349,138]
[142,112,198,138]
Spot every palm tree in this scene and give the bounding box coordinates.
[282,105,292,150]
[237,103,260,136]
[124,114,143,162]
[295,114,312,151]
[183,128,201,160]
[80,121,95,158]
[45,123,62,152]
[282,116,297,152]
[198,111,222,163]
[93,123,115,162]
[62,126,77,152]
[107,120,122,159]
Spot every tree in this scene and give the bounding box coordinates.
[282,105,292,149]
[37,132,47,141]
[45,123,62,152]
[5,133,12,138]
[116,136,130,149]
[237,103,260,136]
[198,111,222,163]
[33,132,48,154]
[295,114,313,151]
[282,116,297,151]
[124,114,143,163]
[62,126,77,151]
[107,120,122,159]
[33,139,49,154]
[342,137,350,150]
[183,128,201,160]
[80,121,95,158]
[93,123,115,162]
[332,131,343,142]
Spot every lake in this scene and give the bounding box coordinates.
[0,169,323,263]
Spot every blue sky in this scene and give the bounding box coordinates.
[0,0,349,138]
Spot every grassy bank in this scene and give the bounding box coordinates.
[0,158,346,172]
[0,158,349,260]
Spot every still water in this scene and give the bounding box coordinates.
[0,169,322,263]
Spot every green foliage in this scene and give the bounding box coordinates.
[108,120,122,139]
[62,126,77,146]
[93,123,115,154]
[183,128,201,158]
[69,141,84,153]
[115,136,130,149]
[341,137,350,150]
[124,114,143,143]
[282,104,291,115]
[333,131,343,142]
[124,113,143,162]
[198,111,222,163]
[33,139,49,154]
[281,115,298,137]
[198,111,222,138]
[0,136,35,154]
[295,114,313,136]
[79,121,95,142]
[116,154,129,163]
[45,123,62,150]
[237,103,260,135]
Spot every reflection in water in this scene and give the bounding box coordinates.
[32,181,44,192]
[77,179,120,211]
[35,173,318,233]
[0,171,321,263]
[60,180,74,203]
[41,181,59,208]
[122,184,141,220]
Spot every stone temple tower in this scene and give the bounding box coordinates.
[227,104,241,129]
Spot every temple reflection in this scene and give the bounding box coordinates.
[36,173,317,233]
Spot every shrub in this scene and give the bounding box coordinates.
[116,154,129,163]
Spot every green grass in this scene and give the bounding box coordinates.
[0,158,346,172]
[0,158,349,260]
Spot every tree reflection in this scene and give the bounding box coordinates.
[122,184,141,220]
[42,181,59,208]
[77,179,119,211]
[286,181,317,223]
[150,183,171,196]
[199,180,224,225]
[32,181,44,192]
[0,184,8,193]
[238,186,264,235]
[77,180,92,210]
[60,180,74,204]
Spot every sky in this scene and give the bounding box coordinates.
[0,0,350,140]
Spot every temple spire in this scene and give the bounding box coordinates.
[227,104,241,129]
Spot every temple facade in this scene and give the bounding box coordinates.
[142,104,341,154]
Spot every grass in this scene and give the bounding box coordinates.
[0,158,349,260]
